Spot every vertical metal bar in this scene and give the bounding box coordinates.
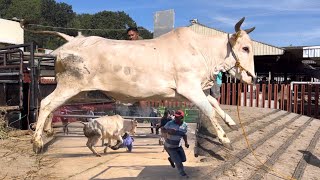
[301,85,305,115]
[315,84,319,118]
[274,84,278,109]
[256,84,260,107]
[262,84,266,108]
[19,50,24,109]
[29,42,38,124]
[294,85,298,113]
[232,83,236,105]
[226,83,231,105]
[249,84,253,107]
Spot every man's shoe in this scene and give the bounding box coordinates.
[180,172,188,178]
[168,157,175,168]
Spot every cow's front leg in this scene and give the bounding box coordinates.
[32,87,80,154]
[177,84,233,150]
[207,95,237,130]
[86,135,101,157]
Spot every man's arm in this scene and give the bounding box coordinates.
[183,135,189,148]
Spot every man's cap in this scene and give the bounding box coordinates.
[174,110,184,118]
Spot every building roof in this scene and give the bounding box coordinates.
[188,22,284,56]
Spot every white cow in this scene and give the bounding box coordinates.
[81,115,137,157]
[22,17,256,153]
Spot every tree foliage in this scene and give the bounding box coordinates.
[0,0,153,49]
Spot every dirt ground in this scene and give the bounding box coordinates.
[0,122,203,180]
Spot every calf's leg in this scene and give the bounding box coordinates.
[87,135,102,157]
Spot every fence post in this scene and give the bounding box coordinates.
[244,84,247,106]
[232,83,237,105]
[256,84,260,107]
[262,84,266,108]
[308,85,312,116]
[294,85,298,113]
[226,83,231,105]
[273,84,278,109]
[301,85,305,115]
[238,83,242,106]
[315,84,319,118]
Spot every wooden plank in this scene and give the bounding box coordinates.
[199,110,289,154]
[249,117,314,180]
[292,126,320,180]
[204,115,304,179]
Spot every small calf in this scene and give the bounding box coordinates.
[82,115,138,157]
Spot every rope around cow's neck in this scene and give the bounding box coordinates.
[228,32,296,180]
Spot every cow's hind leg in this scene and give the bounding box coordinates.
[207,95,237,130]
[177,84,233,150]
[32,87,80,154]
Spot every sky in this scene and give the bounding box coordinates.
[56,0,320,47]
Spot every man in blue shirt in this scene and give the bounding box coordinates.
[211,72,223,103]
[163,110,189,177]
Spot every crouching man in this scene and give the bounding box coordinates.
[162,110,189,177]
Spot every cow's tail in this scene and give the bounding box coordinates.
[20,19,74,42]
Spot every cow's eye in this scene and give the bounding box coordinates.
[243,47,250,53]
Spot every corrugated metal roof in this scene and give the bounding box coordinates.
[189,23,284,56]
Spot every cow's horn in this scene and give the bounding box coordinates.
[244,27,255,34]
[235,17,245,32]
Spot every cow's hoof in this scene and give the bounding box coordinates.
[96,154,102,157]
[104,147,108,154]
[222,142,234,151]
[110,146,120,150]
[33,138,44,154]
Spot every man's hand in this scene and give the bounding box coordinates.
[185,143,189,148]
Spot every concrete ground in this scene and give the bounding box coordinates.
[43,122,201,180]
